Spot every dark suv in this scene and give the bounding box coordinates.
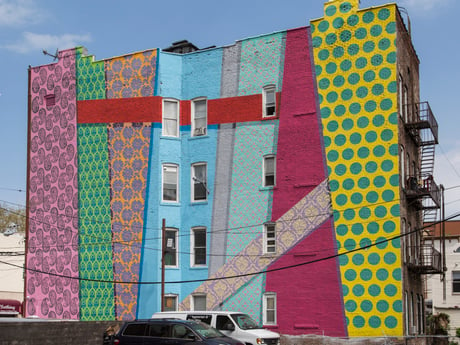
[112,318,246,345]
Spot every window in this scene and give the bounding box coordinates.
[263,293,276,325]
[45,94,55,107]
[263,85,276,117]
[165,228,178,267]
[263,155,276,187]
[162,164,178,202]
[404,292,409,335]
[400,146,405,187]
[192,98,207,136]
[192,227,206,266]
[264,223,276,254]
[192,294,207,311]
[192,163,208,201]
[164,294,178,311]
[403,84,409,122]
[163,99,179,137]
[123,323,147,336]
[453,271,460,293]
[401,218,407,263]
[216,315,234,331]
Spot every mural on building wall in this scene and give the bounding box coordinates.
[78,123,114,320]
[105,50,158,99]
[26,0,412,337]
[27,49,80,319]
[311,0,402,336]
[76,47,106,101]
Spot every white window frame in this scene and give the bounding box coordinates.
[263,85,276,117]
[263,292,277,325]
[400,145,405,188]
[192,97,207,137]
[263,223,276,255]
[401,218,407,263]
[165,228,178,268]
[164,294,178,311]
[191,227,207,267]
[403,84,409,122]
[263,155,276,187]
[191,163,208,202]
[191,294,207,311]
[162,99,180,137]
[162,164,179,202]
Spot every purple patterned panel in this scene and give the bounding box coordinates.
[26,49,79,319]
[179,180,331,310]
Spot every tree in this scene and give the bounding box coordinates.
[0,203,26,234]
[427,313,450,345]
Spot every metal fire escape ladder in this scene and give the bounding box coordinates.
[404,102,443,274]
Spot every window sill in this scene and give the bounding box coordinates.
[160,202,181,207]
[191,200,209,205]
[260,186,275,191]
[160,135,181,140]
[263,324,279,330]
[261,115,278,120]
[189,134,209,140]
[191,266,208,269]
[260,254,277,259]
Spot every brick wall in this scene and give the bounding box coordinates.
[0,320,122,345]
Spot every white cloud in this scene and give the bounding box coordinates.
[400,0,453,12]
[2,32,92,54]
[0,0,44,26]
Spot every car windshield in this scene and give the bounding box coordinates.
[231,314,260,330]
[189,321,225,339]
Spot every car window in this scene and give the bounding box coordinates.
[188,321,224,339]
[172,324,195,339]
[149,324,170,337]
[231,314,259,330]
[123,323,147,336]
[216,316,233,330]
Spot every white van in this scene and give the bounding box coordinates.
[152,311,280,345]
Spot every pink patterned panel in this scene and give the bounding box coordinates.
[26,49,79,319]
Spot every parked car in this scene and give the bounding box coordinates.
[152,311,280,345]
[111,318,246,345]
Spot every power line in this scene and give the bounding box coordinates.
[3,211,459,286]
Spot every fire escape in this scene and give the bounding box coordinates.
[403,101,443,274]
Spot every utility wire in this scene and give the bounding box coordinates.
[2,211,459,285]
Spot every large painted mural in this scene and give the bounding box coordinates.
[26,0,408,337]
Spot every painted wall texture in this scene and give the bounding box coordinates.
[26,0,415,337]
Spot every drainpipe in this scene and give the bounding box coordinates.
[23,66,32,317]
[441,185,446,303]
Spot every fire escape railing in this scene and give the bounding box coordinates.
[404,101,439,146]
[407,244,443,274]
[405,175,441,209]
[402,101,443,275]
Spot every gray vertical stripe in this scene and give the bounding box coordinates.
[220,42,241,98]
[209,123,236,275]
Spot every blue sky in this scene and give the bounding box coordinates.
[0,0,459,218]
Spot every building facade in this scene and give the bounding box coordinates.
[25,0,442,338]
[425,221,460,337]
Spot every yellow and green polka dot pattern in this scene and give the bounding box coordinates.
[311,0,402,336]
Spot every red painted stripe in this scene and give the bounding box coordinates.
[77,94,279,124]
[77,97,162,123]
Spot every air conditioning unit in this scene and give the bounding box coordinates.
[194,127,207,136]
